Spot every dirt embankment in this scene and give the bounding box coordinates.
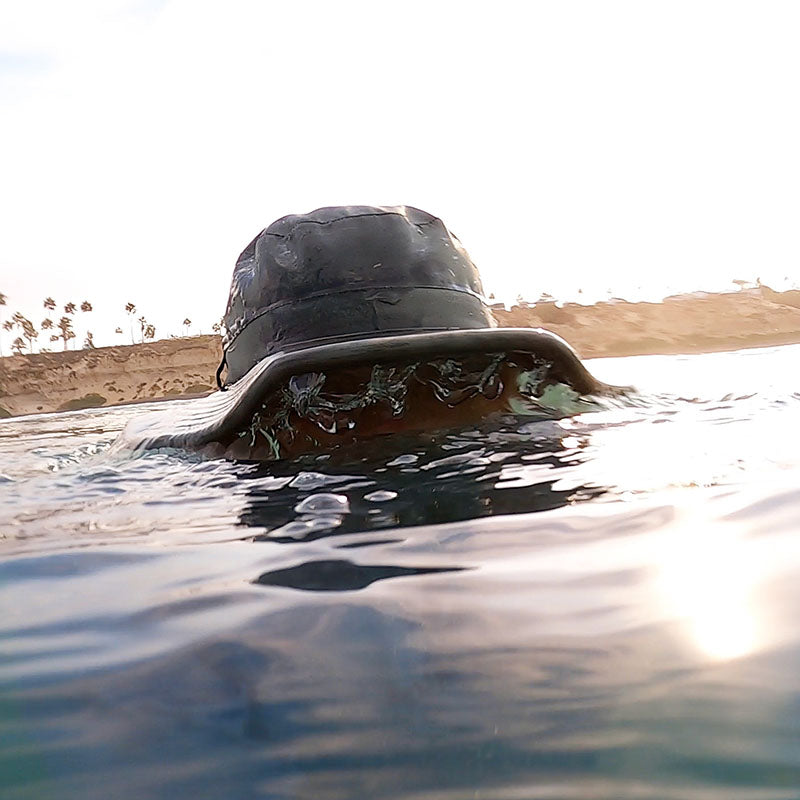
[2,288,800,418]
[0,337,222,418]
[493,288,800,358]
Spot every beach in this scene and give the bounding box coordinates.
[2,287,799,418]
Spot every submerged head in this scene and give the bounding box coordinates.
[119,206,624,457]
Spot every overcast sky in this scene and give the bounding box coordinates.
[2,0,799,349]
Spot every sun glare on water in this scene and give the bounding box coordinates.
[657,522,759,662]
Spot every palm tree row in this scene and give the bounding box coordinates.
[0,292,220,356]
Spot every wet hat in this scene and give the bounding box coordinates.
[120,205,615,451]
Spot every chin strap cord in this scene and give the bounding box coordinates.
[215,352,228,391]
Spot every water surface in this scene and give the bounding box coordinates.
[2,346,800,799]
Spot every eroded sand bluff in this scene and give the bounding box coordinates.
[2,288,800,418]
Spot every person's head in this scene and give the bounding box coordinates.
[119,206,621,457]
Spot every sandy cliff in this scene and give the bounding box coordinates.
[496,289,800,357]
[2,288,799,418]
[0,337,221,417]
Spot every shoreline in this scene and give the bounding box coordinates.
[2,288,800,418]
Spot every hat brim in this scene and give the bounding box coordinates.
[118,328,622,451]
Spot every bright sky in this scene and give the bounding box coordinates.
[1,0,799,349]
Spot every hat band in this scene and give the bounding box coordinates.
[223,285,496,385]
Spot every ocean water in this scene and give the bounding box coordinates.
[2,345,800,800]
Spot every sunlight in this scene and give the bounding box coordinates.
[585,413,733,495]
[657,522,759,661]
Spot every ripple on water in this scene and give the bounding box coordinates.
[1,346,800,799]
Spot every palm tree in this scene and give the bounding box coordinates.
[138,315,147,343]
[144,323,156,341]
[83,331,95,349]
[73,301,93,348]
[182,318,191,336]
[11,337,25,355]
[62,303,76,350]
[41,298,56,347]
[10,312,37,353]
[21,318,38,353]
[57,316,75,350]
[125,303,136,343]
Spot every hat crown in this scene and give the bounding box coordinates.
[221,206,495,384]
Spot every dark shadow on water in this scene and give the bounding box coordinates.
[253,559,467,591]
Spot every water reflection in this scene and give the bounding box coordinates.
[237,418,608,546]
[12,566,800,800]
[657,521,760,662]
[4,349,800,798]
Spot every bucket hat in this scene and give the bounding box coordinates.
[120,205,618,452]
